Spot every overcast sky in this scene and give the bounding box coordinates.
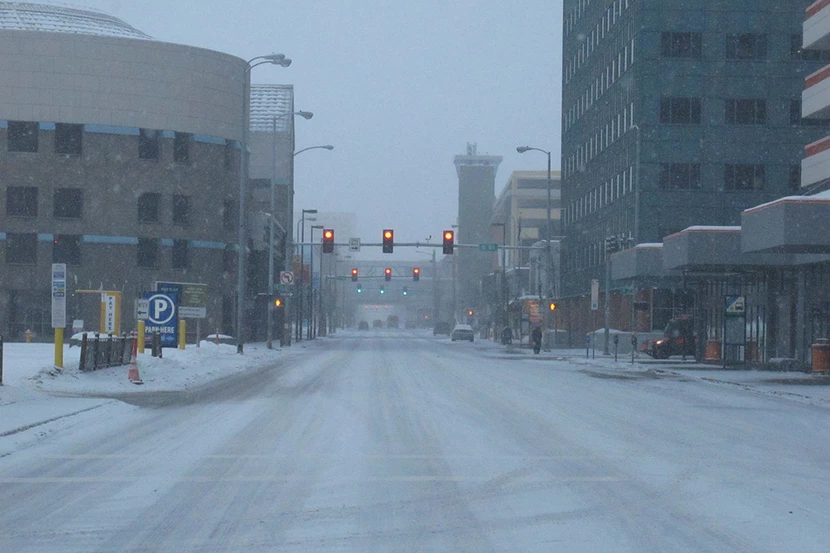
[76,0,562,260]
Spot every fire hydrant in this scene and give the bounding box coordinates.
[25,329,32,343]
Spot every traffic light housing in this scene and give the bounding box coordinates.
[384,267,392,281]
[379,285,385,294]
[322,229,334,253]
[356,284,362,293]
[413,267,420,281]
[382,229,394,253]
[402,286,408,296]
[605,235,620,254]
[351,268,359,282]
[549,302,557,311]
[467,309,474,317]
[443,230,454,254]
[274,297,284,308]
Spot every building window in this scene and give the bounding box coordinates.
[137,238,159,268]
[789,165,801,190]
[660,97,702,124]
[223,199,235,231]
[139,129,160,160]
[6,233,37,264]
[174,132,190,163]
[53,188,83,219]
[725,33,766,60]
[725,164,765,190]
[223,245,235,273]
[791,35,830,61]
[6,186,38,217]
[660,32,702,59]
[7,121,38,152]
[172,239,189,269]
[659,163,701,189]
[52,234,82,265]
[54,123,83,155]
[725,99,766,125]
[173,195,190,226]
[138,192,161,223]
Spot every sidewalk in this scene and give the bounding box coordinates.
[0,396,114,438]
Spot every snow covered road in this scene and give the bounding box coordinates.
[0,330,827,552]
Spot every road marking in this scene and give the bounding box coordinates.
[0,475,629,483]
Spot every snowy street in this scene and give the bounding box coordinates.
[0,330,827,552]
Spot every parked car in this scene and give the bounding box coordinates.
[433,322,451,336]
[451,324,475,342]
[358,321,369,330]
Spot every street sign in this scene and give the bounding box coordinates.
[155,281,207,318]
[51,263,66,328]
[143,292,178,347]
[591,279,599,311]
[479,243,499,252]
[135,298,150,320]
[725,295,745,316]
[349,237,361,252]
[279,271,294,285]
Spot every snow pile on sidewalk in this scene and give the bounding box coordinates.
[0,340,290,402]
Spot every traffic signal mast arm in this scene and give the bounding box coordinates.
[293,241,539,250]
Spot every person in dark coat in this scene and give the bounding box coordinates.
[531,325,542,354]
[501,326,513,345]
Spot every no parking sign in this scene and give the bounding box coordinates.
[143,292,178,347]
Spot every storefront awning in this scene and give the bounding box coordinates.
[741,190,830,254]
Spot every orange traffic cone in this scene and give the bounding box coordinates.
[128,332,144,385]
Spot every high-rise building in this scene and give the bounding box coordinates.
[560,0,829,301]
[454,143,501,317]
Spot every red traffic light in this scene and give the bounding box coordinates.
[322,228,335,253]
[351,268,359,282]
[382,229,394,253]
[413,267,420,281]
[443,230,454,254]
[384,267,392,281]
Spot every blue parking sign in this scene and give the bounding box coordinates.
[143,292,178,347]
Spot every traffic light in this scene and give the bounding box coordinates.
[379,285,385,294]
[384,267,392,281]
[382,229,394,253]
[605,235,620,254]
[402,286,408,296]
[467,309,474,317]
[443,230,454,254]
[356,284,362,293]
[351,268,359,282]
[413,267,420,281]
[274,297,284,308]
[322,229,334,253]
[549,302,557,311]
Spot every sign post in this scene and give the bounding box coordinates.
[51,264,67,368]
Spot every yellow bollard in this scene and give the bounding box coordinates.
[137,320,146,354]
[25,329,32,343]
[54,327,64,369]
[178,319,186,350]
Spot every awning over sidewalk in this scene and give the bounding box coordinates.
[741,190,830,254]
[662,226,795,272]
[611,243,666,280]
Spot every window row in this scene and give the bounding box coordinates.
[565,0,633,82]
[565,232,634,273]
[3,233,231,270]
[564,102,635,178]
[4,122,236,169]
[564,166,634,226]
[661,32,830,61]
[564,37,636,132]
[5,187,236,231]
[659,163,801,191]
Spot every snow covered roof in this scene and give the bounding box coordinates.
[744,188,830,213]
[249,84,293,133]
[0,2,151,39]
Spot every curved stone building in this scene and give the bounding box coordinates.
[0,2,248,339]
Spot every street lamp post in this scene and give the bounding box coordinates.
[236,53,291,355]
[309,224,324,339]
[517,146,553,350]
[267,110,313,350]
[296,210,317,342]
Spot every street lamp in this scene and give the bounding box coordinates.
[236,53,292,355]
[517,145,554,350]
[267,110,314,350]
[295,144,334,156]
[295,209,317,342]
